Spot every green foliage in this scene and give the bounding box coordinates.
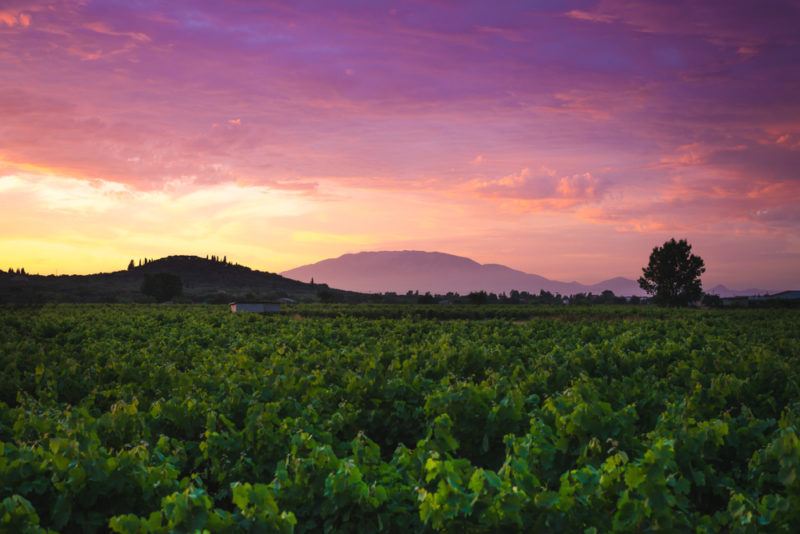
[1,494,55,533]
[0,304,798,532]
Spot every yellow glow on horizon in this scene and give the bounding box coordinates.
[2,167,793,289]
[291,230,375,245]
[0,172,321,274]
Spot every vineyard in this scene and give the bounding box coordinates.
[1,304,799,532]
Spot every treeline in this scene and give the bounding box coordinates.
[315,288,763,308]
[317,288,638,305]
[126,255,236,271]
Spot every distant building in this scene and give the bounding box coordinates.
[723,290,800,307]
[750,290,800,302]
[230,302,281,313]
[721,296,750,307]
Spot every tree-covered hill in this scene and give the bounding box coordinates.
[0,255,359,303]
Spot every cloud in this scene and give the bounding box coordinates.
[0,172,312,216]
[579,0,800,51]
[737,45,759,58]
[291,230,374,245]
[565,10,615,24]
[0,10,31,28]
[577,170,800,234]
[469,168,604,209]
[475,25,528,43]
[660,138,800,183]
[705,143,800,182]
[0,0,798,288]
[83,21,150,42]
[557,173,600,198]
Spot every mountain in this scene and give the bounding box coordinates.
[706,284,769,298]
[282,251,647,296]
[0,255,358,303]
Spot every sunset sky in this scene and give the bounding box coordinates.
[2,0,799,289]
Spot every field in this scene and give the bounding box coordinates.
[1,305,799,532]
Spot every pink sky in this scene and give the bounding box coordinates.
[1,0,799,289]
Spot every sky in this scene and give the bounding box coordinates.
[1,0,799,290]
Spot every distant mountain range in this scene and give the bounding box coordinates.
[706,285,770,298]
[283,251,776,297]
[1,252,774,303]
[282,250,650,296]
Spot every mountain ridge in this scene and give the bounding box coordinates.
[282,250,648,296]
[282,250,774,297]
[707,284,770,298]
[2,253,774,303]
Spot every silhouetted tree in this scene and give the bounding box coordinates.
[639,238,705,307]
[127,259,135,271]
[538,289,560,304]
[599,290,616,304]
[569,292,585,304]
[223,255,227,264]
[310,278,315,285]
[702,293,723,308]
[467,291,488,305]
[418,292,435,304]
[141,273,183,302]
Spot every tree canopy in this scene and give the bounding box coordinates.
[638,238,705,306]
[140,273,183,303]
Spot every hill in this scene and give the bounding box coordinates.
[282,250,647,296]
[706,284,769,298]
[0,255,356,304]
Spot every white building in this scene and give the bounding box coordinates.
[229,302,281,313]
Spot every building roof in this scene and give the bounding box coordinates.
[229,301,281,305]
[767,290,800,299]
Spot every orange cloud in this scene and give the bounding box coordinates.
[0,10,31,27]
[468,167,604,210]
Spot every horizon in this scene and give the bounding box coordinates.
[4,249,786,293]
[2,1,799,289]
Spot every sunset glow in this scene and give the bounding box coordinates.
[2,0,799,289]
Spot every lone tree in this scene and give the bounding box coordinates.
[141,273,183,302]
[638,238,705,306]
